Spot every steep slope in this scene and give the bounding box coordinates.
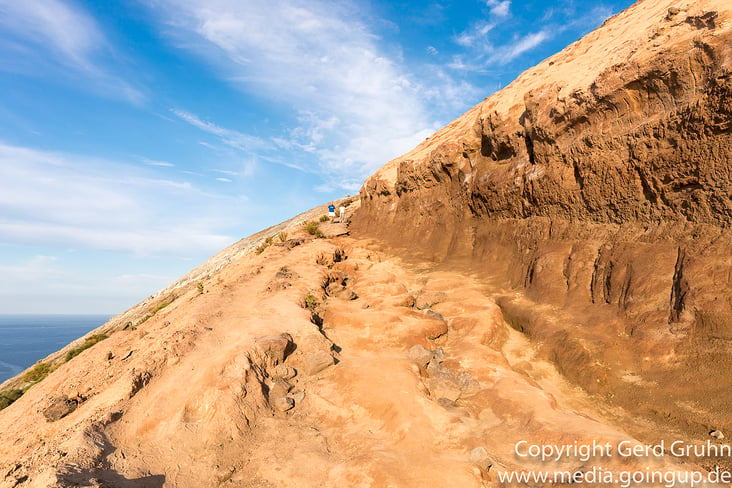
[0,205,714,487]
[354,0,732,442]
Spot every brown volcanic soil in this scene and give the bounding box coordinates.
[0,205,712,487]
[354,0,732,452]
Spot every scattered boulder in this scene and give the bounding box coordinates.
[272,396,295,412]
[271,364,297,380]
[253,333,294,367]
[43,395,83,422]
[268,378,293,399]
[456,371,482,397]
[710,430,725,440]
[300,351,335,376]
[424,357,481,402]
[408,345,434,368]
[429,375,463,403]
[422,312,448,340]
[268,378,295,412]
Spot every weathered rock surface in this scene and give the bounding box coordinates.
[353,0,732,438]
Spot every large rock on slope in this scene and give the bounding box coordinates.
[353,0,732,430]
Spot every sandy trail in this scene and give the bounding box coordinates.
[0,223,711,487]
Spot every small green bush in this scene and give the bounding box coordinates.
[0,388,24,410]
[65,334,108,362]
[23,362,52,383]
[151,300,171,315]
[255,242,270,254]
[319,214,330,222]
[278,231,288,242]
[197,282,205,294]
[304,221,325,238]
[265,236,274,245]
[304,291,318,311]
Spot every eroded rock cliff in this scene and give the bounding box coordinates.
[353,0,732,435]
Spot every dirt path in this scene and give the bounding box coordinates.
[0,221,712,487]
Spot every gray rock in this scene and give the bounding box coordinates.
[432,347,446,363]
[456,371,482,397]
[429,376,462,402]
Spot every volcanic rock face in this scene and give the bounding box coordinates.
[354,0,732,435]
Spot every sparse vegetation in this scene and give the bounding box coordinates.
[23,362,53,383]
[134,295,177,328]
[278,231,288,242]
[0,388,24,410]
[197,282,205,294]
[256,235,277,254]
[64,334,108,362]
[315,251,330,266]
[304,291,318,311]
[319,214,330,222]
[151,299,172,316]
[303,220,325,238]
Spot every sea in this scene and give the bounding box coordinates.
[0,315,111,385]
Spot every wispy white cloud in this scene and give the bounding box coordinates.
[492,30,551,64]
[212,169,238,176]
[455,21,496,48]
[0,254,178,314]
[486,0,511,18]
[0,0,103,71]
[171,109,269,152]
[452,0,617,70]
[0,0,144,103]
[0,143,234,257]
[139,157,175,167]
[148,0,470,190]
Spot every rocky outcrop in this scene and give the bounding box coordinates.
[353,0,732,431]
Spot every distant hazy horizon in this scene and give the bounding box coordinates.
[0,314,110,384]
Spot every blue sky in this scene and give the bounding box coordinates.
[0,0,634,314]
